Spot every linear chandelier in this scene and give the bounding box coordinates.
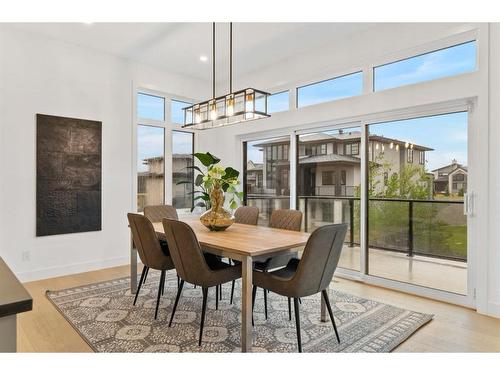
[183,23,270,130]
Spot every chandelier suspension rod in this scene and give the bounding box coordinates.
[212,22,216,99]
[229,22,232,93]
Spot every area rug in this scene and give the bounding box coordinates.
[46,271,432,353]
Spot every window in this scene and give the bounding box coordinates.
[137,125,165,212]
[407,148,414,163]
[171,99,192,124]
[268,91,289,113]
[374,41,477,91]
[322,171,335,185]
[172,131,194,209]
[419,151,425,165]
[244,137,291,226]
[453,173,465,181]
[297,71,363,108]
[341,170,347,185]
[137,93,165,121]
[345,142,359,155]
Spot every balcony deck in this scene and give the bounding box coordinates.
[338,245,467,295]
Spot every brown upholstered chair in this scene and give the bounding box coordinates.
[252,223,348,352]
[254,209,302,319]
[234,206,260,226]
[143,204,178,222]
[127,213,176,320]
[162,218,242,346]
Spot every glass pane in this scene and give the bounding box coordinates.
[137,125,165,212]
[137,93,165,121]
[297,126,361,271]
[245,137,290,226]
[367,112,468,295]
[374,41,476,91]
[268,91,289,113]
[297,72,363,108]
[172,131,194,209]
[171,99,191,124]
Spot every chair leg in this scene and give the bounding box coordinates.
[154,270,165,320]
[161,272,166,296]
[133,266,148,306]
[143,267,149,284]
[168,279,185,326]
[215,285,219,310]
[219,284,223,300]
[252,285,257,326]
[263,289,268,320]
[230,280,235,305]
[293,298,302,353]
[199,287,208,346]
[288,297,292,321]
[177,275,180,288]
[321,290,340,343]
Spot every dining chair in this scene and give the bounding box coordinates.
[143,204,180,287]
[127,213,176,320]
[234,206,260,226]
[227,206,260,304]
[162,218,242,346]
[252,223,348,352]
[254,209,302,319]
[143,204,178,222]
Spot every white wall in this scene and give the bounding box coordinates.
[0,26,204,281]
[198,23,500,318]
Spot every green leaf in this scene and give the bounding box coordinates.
[195,174,204,187]
[184,165,204,175]
[224,167,239,179]
[194,195,210,202]
[221,182,229,192]
[229,200,238,210]
[235,191,244,200]
[176,180,192,185]
[193,152,220,167]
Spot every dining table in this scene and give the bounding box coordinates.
[129,217,331,352]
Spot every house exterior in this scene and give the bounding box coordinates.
[432,160,468,195]
[249,130,433,198]
[137,154,193,211]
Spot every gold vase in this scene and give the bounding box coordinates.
[199,185,234,231]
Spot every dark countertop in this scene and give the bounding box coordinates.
[0,257,33,318]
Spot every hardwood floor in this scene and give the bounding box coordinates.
[17,264,500,352]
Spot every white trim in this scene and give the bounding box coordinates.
[16,256,130,283]
[289,132,297,209]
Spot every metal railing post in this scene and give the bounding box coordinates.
[408,200,414,257]
[349,198,354,247]
[304,197,308,232]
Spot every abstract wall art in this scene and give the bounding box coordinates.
[36,114,102,236]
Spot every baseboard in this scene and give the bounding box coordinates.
[487,301,500,318]
[16,256,130,283]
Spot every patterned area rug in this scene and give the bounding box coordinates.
[46,271,432,353]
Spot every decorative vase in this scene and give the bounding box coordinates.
[199,184,234,231]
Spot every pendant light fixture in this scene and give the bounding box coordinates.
[183,23,270,130]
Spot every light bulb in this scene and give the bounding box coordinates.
[245,93,254,113]
[227,97,234,116]
[210,102,216,121]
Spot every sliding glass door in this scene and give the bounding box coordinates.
[296,127,361,271]
[244,137,290,226]
[366,112,468,295]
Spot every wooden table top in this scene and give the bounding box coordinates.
[153,218,310,257]
[0,257,33,318]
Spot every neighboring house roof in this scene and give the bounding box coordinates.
[298,154,361,165]
[252,131,433,151]
[432,162,468,173]
[247,161,263,171]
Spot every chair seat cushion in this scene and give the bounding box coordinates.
[254,251,298,271]
[253,258,301,297]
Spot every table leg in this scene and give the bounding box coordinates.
[130,232,137,294]
[241,256,253,352]
[320,288,328,322]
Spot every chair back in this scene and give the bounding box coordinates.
[161,218,212,285]
[269,209,302,231]
[234,206,259,226]
[144,204,178,223]
[127,213,174,270]
[291,223,348,296]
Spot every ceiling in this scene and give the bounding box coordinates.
[9,23,376,83]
